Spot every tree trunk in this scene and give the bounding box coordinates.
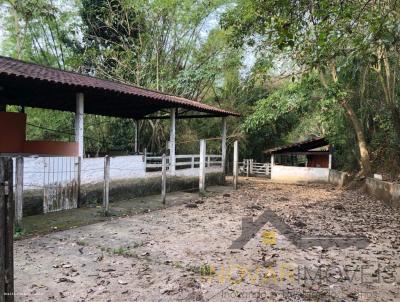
[388,106,400,145]
[341,100,372,176]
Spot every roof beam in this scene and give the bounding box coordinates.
[138,113,227,120]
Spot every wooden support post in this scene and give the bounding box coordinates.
[199,139,206,194]
[221,117,227,174]
[0,158,5,302]
[0,157,14,302]
[134,120,139,154]
[250,159,254,175]
[233,141,238,190]
[161,154,167,204]
[169,108,176,175]
[103,156,110,215]
[271,154,275,166]
[329,147,333,169]
[246,159,250,177]
[15,157,23,226]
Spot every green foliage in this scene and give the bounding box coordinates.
[222,0,400,175]
[14,224,25,239]
[2,0,400,176]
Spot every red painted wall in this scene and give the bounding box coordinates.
[306,154,329,168]
[0,112,78,156]
[0,111,26,153]
[24,141,78,156]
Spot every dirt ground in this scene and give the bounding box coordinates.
[14,178,400,301]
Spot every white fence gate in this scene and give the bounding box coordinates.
[42,157,80,213]
[240,159,271,177]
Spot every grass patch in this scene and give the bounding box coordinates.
[112,247,129,255]
[14,224,25,239]
[110,246,138,258]
[187,263,216,276]
[76,240,88,246]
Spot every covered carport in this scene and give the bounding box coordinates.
[0,55,238,301]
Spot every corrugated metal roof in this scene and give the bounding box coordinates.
[0,56,239,118]
[263,137,329,154]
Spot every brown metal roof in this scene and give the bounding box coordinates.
[0,56,239,119]
[263,137,329,154]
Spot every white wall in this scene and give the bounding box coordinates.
[82,155,145,183]
[17,155,223,189]
[271,165,330,183]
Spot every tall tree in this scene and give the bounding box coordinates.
[222,0,400,176]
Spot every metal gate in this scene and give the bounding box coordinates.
[43,157,79,213]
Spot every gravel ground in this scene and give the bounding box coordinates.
[14,178,400,301]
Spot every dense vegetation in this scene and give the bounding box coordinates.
[1,0,399,177]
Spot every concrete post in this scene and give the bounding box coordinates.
[15,157,24,225]
[75,93,84,158]
[221,117,227,174]
[169,108,176,174]
[161,154,167,204]
[75,93,84,207]
[233,140,238,190]
[134,120,139,153]
[199,139,206,194]
[143,148,147,172]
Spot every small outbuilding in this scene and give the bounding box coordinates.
[263,137,332,183]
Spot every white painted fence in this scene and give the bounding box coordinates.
[146,154,222,171]
[17,153,223,190]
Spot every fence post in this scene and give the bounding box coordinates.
[143,148,147,173]
[161,154,167,204]
[246,159,249,177]
[250,159,254,175]
[0,158,5,302]
[76,156,82,208]
[169,108,176,175]
[103,155,110,215]
[221,117,227,175]
[191,156,195,169]
[233,141,238,189]
[0,157,14,302]
[15,157,23,226]
[199,139,206,194]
